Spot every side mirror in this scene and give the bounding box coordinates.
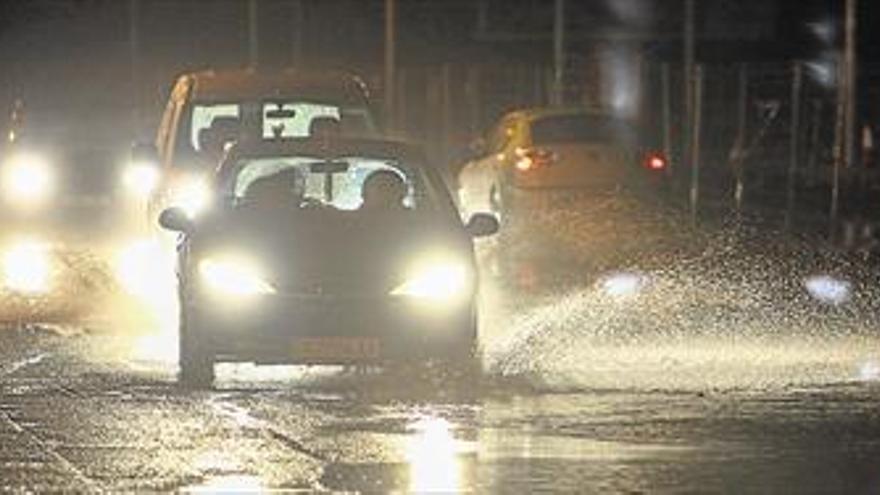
[158,207,193,233]
[132,142,159,166]
[465,213,499,238]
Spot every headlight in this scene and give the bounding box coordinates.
[198,256,275,297]
[170,176,211,218]
[3,153,54,207]
[3,240,50,294]
[123,162,160,197]
[392,258,471,302]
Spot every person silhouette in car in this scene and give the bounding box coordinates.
[243,168,306,209]
[360,170,408,211]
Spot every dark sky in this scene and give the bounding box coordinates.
[0,0,872,137]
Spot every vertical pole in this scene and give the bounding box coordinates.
[396,68,407,134]
[552,0,565,106]
[689,65,703,225]
[384,0,396,132]
[660,62,672,172]
[129,0,140,136]
[468,66,482,135]
[291,0,304,66]
[832,57,845,232]
[807,99,822,185]
[785,62,803,231]
[441,63,453,166]
[844,0,857,173]
[733,63,748,215]
[683,0,695,171]
[248,0,258,68]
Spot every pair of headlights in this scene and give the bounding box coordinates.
[198,254,471,303]
[1,153,165,207]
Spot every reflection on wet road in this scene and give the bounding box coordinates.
[1,318,880,492]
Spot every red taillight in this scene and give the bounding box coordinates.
[515,147,557,172]
[643,152,668,171]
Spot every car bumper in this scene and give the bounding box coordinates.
[188,293,476,365]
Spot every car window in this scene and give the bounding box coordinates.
[189,104,240,151]
[179,101,374,160]
[530,114,638,146]
[230,155,434,211]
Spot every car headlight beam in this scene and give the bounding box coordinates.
[3,153,54,207]
[392,258,470,302]
[171,176,211,218]
[198,256,275,297]
[123,162,160,197]
[3,241,50,294]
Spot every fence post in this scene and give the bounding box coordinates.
[785,62,803,232]
[806,99,822,186]
[441,63,453,166]
[661,62,672,174]
[396,68,407,135]
[689,65,703,225]
[733,64,748,217]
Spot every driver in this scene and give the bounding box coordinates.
[360,170,408,211]
[243,168,306,209]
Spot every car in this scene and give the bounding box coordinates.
[135,68,379,220]
[157,137,499,386]
[457,107,668,220]
[0,102,163,318]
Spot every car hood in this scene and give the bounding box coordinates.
[192,207,473,295]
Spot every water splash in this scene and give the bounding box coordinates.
[480,193,880,393]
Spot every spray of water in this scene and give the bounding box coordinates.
[480,193,880,393]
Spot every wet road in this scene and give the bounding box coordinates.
[3,197,880,492]
[2,288,880,492]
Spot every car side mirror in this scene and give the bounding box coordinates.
[132,142,159,166]
[465,213,499,238]
[158,207,193,233]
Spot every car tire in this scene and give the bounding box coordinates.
[178,305,215,388]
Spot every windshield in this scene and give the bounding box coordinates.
[530,114,638,146]
[185,101,373,153]
[229,154,434,212]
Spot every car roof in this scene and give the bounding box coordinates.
[180,68,371,103]
[504,106,631,124]
[217,138,426,177]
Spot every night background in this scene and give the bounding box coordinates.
[2,1,880,492]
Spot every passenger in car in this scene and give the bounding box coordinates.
[309,116,342,142]
[360,170,408,211]
[242,169,305,209]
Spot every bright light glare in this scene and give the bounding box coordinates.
[804,275,851,305]
[171,176,211,218]
[123,162,160,197]
[407,417,462,493]
[393,259,469,301]
[3,241,50,293]
[3,153,54,207]
[199,256,275,297]
[599,271,647,298]
[183,475,265,494]
[858,360,880,382]
[116,239,169,296]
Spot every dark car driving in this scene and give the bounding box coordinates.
[159,137,499,386]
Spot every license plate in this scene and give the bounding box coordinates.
[292,337,381,361]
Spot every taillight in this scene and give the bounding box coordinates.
[643,151,668,171]
[515,147,557,172]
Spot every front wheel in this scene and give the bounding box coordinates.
[178,306,215,388]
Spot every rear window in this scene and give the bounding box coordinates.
[530,115,637,146]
